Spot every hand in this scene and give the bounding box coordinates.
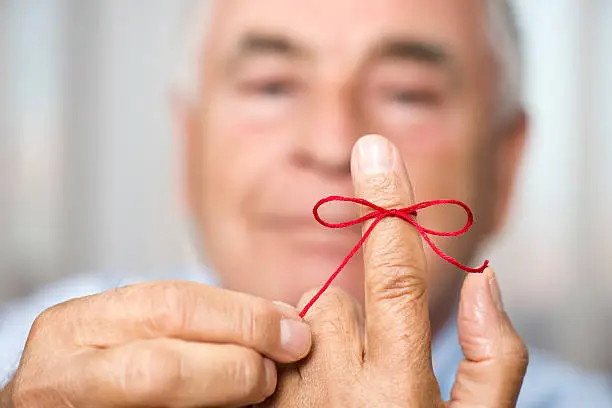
[262,135,528,407]
[1,281,312,407]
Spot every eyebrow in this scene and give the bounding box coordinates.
[231,32,308,62]
[374,38,450,65]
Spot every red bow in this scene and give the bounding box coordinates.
[299,196,489,317]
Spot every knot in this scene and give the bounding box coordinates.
[300,196,489,317]
[388,208,405,217]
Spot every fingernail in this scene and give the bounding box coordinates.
[274,301,311,359]
[356,134,394,174]
[486,268,504,311]
[280,318,311,359]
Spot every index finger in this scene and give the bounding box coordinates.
[351,135,433,371]
[41,280,311,363]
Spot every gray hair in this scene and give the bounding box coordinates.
[486,1,523,123]
[173,0,523,122]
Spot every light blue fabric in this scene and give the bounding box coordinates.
[1,268,611,407]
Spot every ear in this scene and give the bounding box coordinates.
[491,110,529,234]
[170,91,201,217]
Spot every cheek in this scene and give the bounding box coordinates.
[199,96,292,206]
[205,98,271,158]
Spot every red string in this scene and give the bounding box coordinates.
[298,196,489,318]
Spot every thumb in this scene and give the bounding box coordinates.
[450,268,529,407]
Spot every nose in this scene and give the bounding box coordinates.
[292,84,358,177]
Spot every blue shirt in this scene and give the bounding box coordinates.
[1,268,611,407]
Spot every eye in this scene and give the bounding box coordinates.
[260,81,294,96]
[241,79,298,98]
[387,89,438,105]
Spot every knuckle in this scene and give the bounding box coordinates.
[147,282,192,335]
[29,310,53,340]
[29,300,74,342]
[120,342,184,399]
[504,335,530,371]
[372,266,428,305]
[231,348,269,400]
[238,299,277,349]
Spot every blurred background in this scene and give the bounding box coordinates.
[1,0,611,374]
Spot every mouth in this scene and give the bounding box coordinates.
[259,211,361,230]
[260,199,361,225]
[258,213,362,255]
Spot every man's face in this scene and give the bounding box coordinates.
[183,0,524,314]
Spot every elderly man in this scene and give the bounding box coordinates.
[1,0,611,407]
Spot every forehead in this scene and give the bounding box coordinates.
[208,0,490,61]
